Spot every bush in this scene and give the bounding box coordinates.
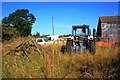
[2,26,20,41]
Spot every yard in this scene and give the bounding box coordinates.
[2,37,120,79]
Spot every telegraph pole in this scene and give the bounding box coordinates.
[52,16,54,35]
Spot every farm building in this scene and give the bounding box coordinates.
[97,16,120,41]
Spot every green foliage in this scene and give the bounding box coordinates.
[33,32,40,37]
[0,25,2,42]
[2,26,20,41]
[2,9,36,37]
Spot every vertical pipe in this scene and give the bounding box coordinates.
[87,26,89,36]
[52,16,54,35]
[75,29,76,36]
[72,30,74,36]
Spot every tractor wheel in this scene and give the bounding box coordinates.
[61,45,66,54]
[66,39,73,54]
[89,41,96,55]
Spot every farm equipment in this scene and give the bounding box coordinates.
[61,25,96,54]
[95,37,116,47]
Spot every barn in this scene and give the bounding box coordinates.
[97,16,120,41]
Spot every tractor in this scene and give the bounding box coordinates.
[61,25,96,54]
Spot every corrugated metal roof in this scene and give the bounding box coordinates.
[99,16,120,23]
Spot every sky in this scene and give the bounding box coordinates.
[2,2,119,35]
[1,0,119,2]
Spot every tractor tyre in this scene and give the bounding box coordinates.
[66,39,73,54]
[61,45,66,54]
[89,41,96,55]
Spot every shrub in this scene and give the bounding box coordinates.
[2,26,20,41]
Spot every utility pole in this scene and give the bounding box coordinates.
[52,16,54,35]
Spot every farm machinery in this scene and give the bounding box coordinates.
[61,25,96,54]
[95,37,116,47]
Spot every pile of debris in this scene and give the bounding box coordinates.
[3,36,42,61]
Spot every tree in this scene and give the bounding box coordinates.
[33,32,40,37]
[2,26,20,41]
[93,28,96,37]
[0,24,2,42]
[2,9,36,37]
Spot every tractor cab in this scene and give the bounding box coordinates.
[72,25,90,37]
[61,25,96,54]
[72,25,91,49]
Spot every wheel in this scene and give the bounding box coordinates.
[89,41,96,55]
[61,45,66,54]
[66,38,73,54]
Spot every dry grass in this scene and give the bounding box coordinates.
[2,37,120,79]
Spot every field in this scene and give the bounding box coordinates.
[2,37,120,79]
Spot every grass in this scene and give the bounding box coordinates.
[2,37,120,79]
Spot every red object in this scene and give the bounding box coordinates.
[95,37,116,46]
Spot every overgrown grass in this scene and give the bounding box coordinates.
[2,37,120,79]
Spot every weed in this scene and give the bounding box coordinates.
[2,37,120,79]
